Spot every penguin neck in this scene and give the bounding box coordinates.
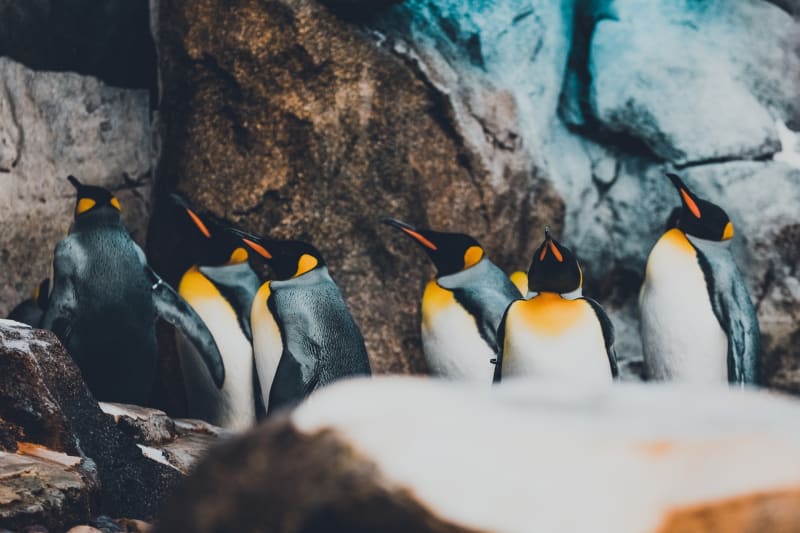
[685,233,732,253]
[437,257,490,289]
[72,210,123,232]
[271,266,330,289]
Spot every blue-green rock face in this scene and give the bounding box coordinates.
[370,0,800,382]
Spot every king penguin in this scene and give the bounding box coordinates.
[7,279,49,327]
[382,218,522,382]
[41,176,225,404]
[495,227,618,383]
[228,227,371,414]
[171,194,262,430]
[639,172,760,385]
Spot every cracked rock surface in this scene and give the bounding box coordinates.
[0,57,153,318]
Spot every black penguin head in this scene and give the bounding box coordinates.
[382,218,485,277]
[527,226,582,294]
[227,228,326,281]
[68,175,121,220]
[170,193,250,267]
[666,173,734,242]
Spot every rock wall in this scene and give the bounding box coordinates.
[147,0,562,374]
[364,0,800,383]
[0,57,153,319]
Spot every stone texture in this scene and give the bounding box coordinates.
[0,0,156,90]
[0,449,91,532]
[364,0,800,384]
[585,0,798,164]
[148,0,562,375]
[100,403,227,475]
[157,377,800,532]
[0,57,153,318]
[0,320,182,525]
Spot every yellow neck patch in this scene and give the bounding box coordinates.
[722,222,734,241]
[463,246,484,269]
[76,198,96,215]
[512,292,588,336]
[294,254,319,277]
[509,271,529,296]
[227,247,249,265]
[421,280,456,328]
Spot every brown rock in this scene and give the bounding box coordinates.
[148,0,562,375]
[0,320,182,524]
[0,451,90,532]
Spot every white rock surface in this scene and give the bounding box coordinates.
[0,57,153,316]
[293,377,800,533]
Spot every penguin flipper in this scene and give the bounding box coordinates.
[41,239,79,342]
[492,304,513,384]
[582,297,619,378]
[695,248,761,385]
[147,267,226,388]
[267,347,318,414]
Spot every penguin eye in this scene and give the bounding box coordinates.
[76,198,96,215]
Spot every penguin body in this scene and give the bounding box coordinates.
[640,173,760,385]
[499,294,615,383]
[41,177,224,405]
[177,263,260,430]
[495,228,617,383]
[640,230,728,382]
[171,195,261,430]
[232,229,371,413]
[383,218,520,382]
[422,258,520,381]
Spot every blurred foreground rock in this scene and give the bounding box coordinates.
[148,0,563,375]
[158,377,800,533]
[0,320,221,531]
[0,57,153,319]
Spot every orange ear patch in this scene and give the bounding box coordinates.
[110,197,121,211]
[186,208,211,238]
[242,238,272,259]
[549,242,563,262]
[401,227,437,250]
[680,189,702,218]
[539,245,547,261]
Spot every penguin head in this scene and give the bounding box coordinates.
[170,193,250,266]
[666,173,734,242]
[527,226,582,294]
[68,175,121,220]
[227,228,326,281]
[382,218,485,277]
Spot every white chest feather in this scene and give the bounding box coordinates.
[178,268,254,431]
[501,295,612,384]
[421,280,494,383]
[250,282,283,409]
[640,230,728,383]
